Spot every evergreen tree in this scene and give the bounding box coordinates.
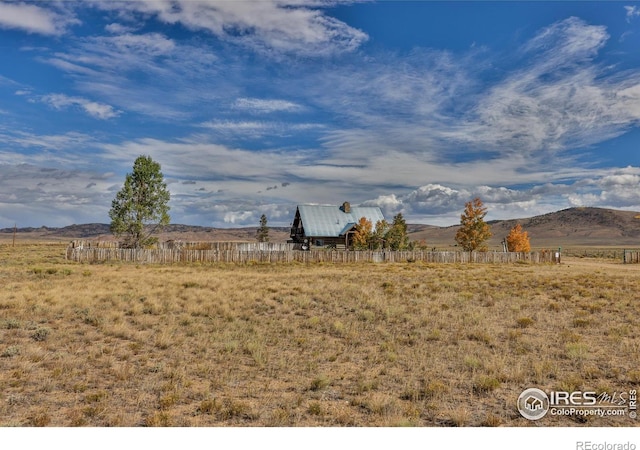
[109,155,170,248]
[371,219,389,250]
[385,213,409,250]
[256,214,270,242]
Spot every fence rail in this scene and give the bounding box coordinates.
[66,241,556,264]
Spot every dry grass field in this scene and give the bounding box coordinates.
[1,242,639,427]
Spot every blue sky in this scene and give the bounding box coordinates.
[2,1,640,228]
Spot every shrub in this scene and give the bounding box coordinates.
[197,398,220,415]
[307,401,323,416]
[1,346,20,358]
[516,317,535,328]
[310,374,330,391]
[31,327,50,342]
[473,376,501,394]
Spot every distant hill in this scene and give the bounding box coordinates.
[3,207,640,248]
[0,223,291,243]
[408,207,640,248]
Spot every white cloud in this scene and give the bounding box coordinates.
[223,210,253,224]
[198,119,324,138]
[199,120,273,134]
[90,0,368,56]
[0,2,76,35]
[41,93,121,119]
[233,98,304,114]
[105,23,137,34]
[362,167,640,226]
[625,6,640,22]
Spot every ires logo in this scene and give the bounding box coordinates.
[518,388,636,421]
[549,391,598,406]
[517,388,549,420]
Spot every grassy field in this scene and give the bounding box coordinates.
[1,243,639,427]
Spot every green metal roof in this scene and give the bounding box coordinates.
[297,205,385,237]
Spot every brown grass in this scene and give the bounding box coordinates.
[0,243,639,426]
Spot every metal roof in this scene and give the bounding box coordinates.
[297,205,385,237]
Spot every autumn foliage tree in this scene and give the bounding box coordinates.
[455,197,492,251]
[352,217,373,249]
[506,223,531,252]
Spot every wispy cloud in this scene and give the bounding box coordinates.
[90,0,368,56]
[198,119,324,139]
[309,18,640,177]
[233,98,304,114]
[460,17,629,156]
[0,130,99,169]
[40,93,121,120]
[38,31,217,120]
[104,23,138,35]
[0,74,20,86]
[0,130,93,152]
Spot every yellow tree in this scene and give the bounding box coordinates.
[506,223,531,252]
[455,197,492,251]
[352,217,373,250]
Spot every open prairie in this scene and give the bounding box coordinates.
[1,243,639,427]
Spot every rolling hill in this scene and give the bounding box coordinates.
[0,223,291,243]
[2,207,640,248]
[407,207,640,248]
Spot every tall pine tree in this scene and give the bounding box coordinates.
[109,155,170,248]
[256,214,270,242]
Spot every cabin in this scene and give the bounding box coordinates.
[289,202,385,250]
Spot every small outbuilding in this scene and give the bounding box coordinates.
[289,201,385,250]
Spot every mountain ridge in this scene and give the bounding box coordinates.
[2,207,640,247]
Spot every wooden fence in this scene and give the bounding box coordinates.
[66,241,556,264]
[67,240,295,251]
[623,249,640,264]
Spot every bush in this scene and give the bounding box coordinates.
[31,327,51,342]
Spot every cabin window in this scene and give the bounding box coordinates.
[315,239,324,247]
